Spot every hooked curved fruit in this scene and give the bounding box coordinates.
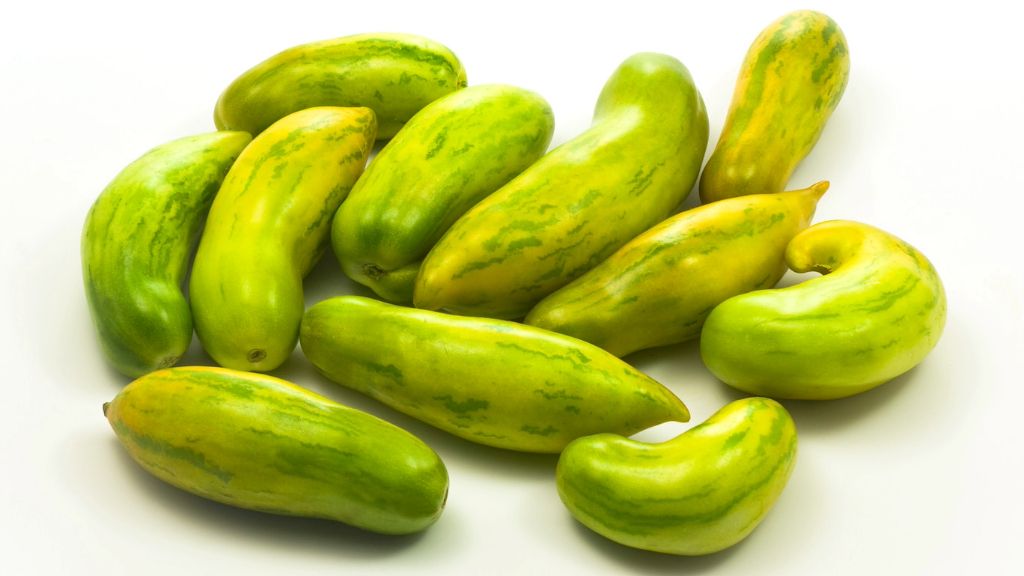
[700,220,946,399]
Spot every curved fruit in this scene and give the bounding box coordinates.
[699,10,849,203]
[334,84,555,303]
[191,107,376,372]
[105,366,448,534]
[82,131,251,377]
[557,397,797,555]
[299,296,689,453]
[527,182,828,356]
[415,52,709,319]
[701,220,946,399]
[214,33,466,139]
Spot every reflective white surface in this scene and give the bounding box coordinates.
[2,0,1022,573]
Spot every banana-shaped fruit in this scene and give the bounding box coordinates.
[190,107,375,371]
[557,397,797,555]
[82,131,251,377]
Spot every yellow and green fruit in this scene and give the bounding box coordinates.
[334,84,554,303]
[82,131,251,377]
[415,52,709,319]
[215,33,466,139]
[190,107,375,372]
[700,10,849,203]
[105,366,449,534]
[300,296,690,453]
[557,397,797,555]
[527,182,828,357]
[701,220,946,399]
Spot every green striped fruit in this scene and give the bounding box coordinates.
[105,366,448,534]
[82,131,251,377]
[699,10,849,203]
[415,52,709,319]
[701,220,947,399]
[333,84,555,303]
[214,33,466,139]
[526,182,828,357]
[557,397,797,555]
[191,107,376,372]
[299,296,690,453]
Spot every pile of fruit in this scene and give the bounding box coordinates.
[84,10,946,556]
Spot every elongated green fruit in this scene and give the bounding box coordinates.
[557,397,797,555]
[526,182,828,357]
[415,52,709,319]
[82,131,251,377]
[334,84,555,303]
[215,33,466,139]
[701,221,947,399]
[105,367,448,534]
[699,10,849,203]
[191,107,376,372]
[299,296,689,453]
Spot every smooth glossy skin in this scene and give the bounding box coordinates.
[557,397,797,555]
[699,10,849,203]
[415,53,709,319]
[105,367,448,534]
[701,220,947,399]
[82,131,251,377]
[191,107,375,372]
[299,296,690,453]
[527,182,828,357]
[334,84,555,303]
[214,33,466,139]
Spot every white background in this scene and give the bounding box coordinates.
[2,0,1022,573]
